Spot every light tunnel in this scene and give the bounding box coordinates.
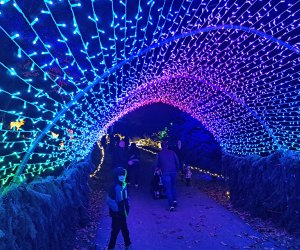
[0,0,299,188]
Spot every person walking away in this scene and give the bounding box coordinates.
[173,139,185,180]
[101,135,107,149]
[112,140,128,169]
[128,143,140,188]
[185,165,192,186]
[124,136,130,149]
[106,167,132,250]
[155,140,180,211]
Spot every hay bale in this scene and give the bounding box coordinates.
[223,150,300,234]
[0,159,95,249]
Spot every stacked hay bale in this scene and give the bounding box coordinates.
[223,150,300,234]
[0,159,94,249]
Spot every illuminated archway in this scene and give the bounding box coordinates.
[0,0,299,187]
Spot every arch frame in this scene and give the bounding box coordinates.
[13,25,299,184]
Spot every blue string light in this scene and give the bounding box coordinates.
[0,0,299,188]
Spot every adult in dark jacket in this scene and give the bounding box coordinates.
[173,139,184,173]
[106,167,132,250]
[111,140,128,169]
[155,140,180,211]
[128,143,140,188]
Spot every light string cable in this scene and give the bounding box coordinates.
[0,138,69,186]
[166,1,269,107]
[164,0,300,133]
[134,0,169,87]
[188,0,300,82]
[124,63,296,154]
[171,74,281,151]
[137,0,180,85]
[87,0,300,152]
[0,64,71,127]
[3,0,96,148]
[157,0,296,84]
[189,0,300,146]
[0,55,94,183]
[0,53,89,163]
[201,0,300,84]
[123,0,142,93]
[124,74,272,154]
[61,1,112,132]
[0,26,67,109]
[89,0,110,113]
[10,0,298,179]
[110,0,122,99]
[0,25,104,150]
[62,1,109,120]
[129,0,156,88]
[156,0,237,77]
[119,0,128,96]
[43,2,92,85]
[0,67,61,122]
[90,0,109,71]
[45,1,108,143]
[12,1,79,97]
[44,1,106,119]
[90,141,105,178]
[0,87,57,124]
[66,0,100,78]
[138,0,174,83]
[149,0,195,79]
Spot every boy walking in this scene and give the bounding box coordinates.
[106,167,132,250]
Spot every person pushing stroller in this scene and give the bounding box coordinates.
[155,140,180,211]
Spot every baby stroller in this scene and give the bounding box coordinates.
[150,168,166,199]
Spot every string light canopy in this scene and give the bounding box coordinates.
[0,0,299,188]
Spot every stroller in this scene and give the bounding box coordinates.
[150,168,166,199]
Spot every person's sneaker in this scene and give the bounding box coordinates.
[169,206,175,212]
[125,244,132,250]
[173,200,177,207]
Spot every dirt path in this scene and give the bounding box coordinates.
[94,150,281,250]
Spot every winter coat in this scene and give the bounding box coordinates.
[155,148,180,174]
[106,167,129,218]
[112,147,128,169]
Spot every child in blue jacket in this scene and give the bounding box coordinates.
[106,167,132,250]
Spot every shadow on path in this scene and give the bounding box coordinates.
[95,150,278,250]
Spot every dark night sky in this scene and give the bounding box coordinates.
[111,102,183,137]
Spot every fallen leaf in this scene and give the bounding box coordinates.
[220,241,227,246]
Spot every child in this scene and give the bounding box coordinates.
[185,165,192,186]
[106,167,132,250]
[151,168,165,199]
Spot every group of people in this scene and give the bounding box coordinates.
[105,138,192,250]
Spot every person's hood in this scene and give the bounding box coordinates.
[113,167,127,183]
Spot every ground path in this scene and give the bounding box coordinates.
[94,149,279,250]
